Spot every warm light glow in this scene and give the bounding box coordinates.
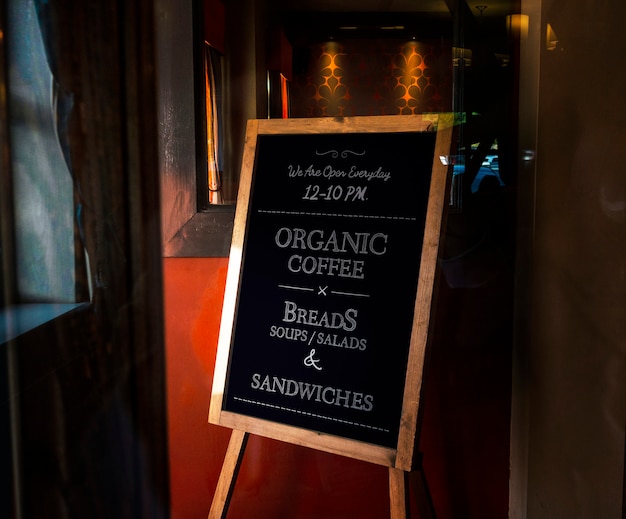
[506,14,529,40]
[312,42,348,117]
[391,41,437,115]
[280,73,289,118]
[546,23,559,51]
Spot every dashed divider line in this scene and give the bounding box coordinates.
[233,396,390,433]
[257,209,416,221]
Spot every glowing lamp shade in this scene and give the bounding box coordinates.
[506,14,529,40]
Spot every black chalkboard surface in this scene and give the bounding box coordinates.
[210,115,452,471]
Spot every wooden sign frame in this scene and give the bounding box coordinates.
[209,115,452,477]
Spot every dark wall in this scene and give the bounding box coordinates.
[522,0,626,515]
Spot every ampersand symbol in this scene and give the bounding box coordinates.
[303,348,323,371]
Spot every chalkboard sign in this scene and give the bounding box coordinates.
[210,115,452,471]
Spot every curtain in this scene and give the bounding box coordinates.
[205,45,224,204]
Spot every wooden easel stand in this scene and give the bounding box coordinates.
[208,431,436,519]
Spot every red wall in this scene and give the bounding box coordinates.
[164,257,511,518]
[164,258,389,519]
[290,39,451,118]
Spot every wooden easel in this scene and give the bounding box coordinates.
[207,429,436,519]
[207,115,452,519]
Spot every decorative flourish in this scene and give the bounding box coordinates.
[292,39,448,118]
[316,149,366,158]
[316,150,339,158]
[391,41,439,114]
[307,42,348,117]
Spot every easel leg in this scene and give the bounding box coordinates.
[208,430,249,519]
[409,463,437,519]
[389,468,410,519]
[389,463,437,519]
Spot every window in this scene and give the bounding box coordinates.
[2,0,87,307]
